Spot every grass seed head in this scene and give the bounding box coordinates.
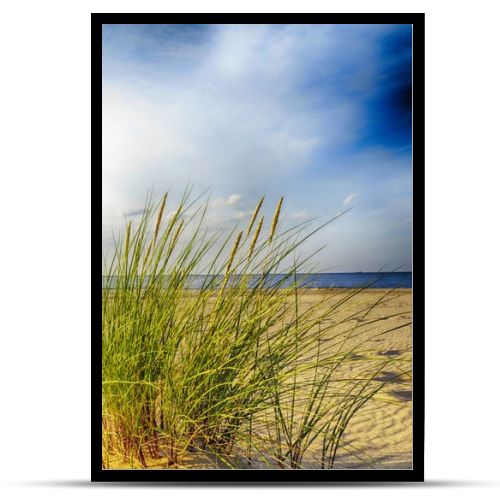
[246,196,265,237]
[125,221,131,252]
[226,230,243,275]
[154,193,167,244]
[269,196,283,243]
[248,216,264,260]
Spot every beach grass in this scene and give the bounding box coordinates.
[101,191,411,469]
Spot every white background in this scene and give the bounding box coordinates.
[1,0,499,498]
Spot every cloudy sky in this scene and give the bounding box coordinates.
[102,23,412,272]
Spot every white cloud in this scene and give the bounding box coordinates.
[342,193,357,206]
[290,210,309,221]
[226,194,242,205]
[101,24,367,239]
[101,24,412,271]
[234,210,254,220]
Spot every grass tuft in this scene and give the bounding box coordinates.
[102,191,411,469]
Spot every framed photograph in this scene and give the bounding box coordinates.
[93,13,424,482]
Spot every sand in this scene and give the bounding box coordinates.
[107,288,412,470]
[299,289,413,469]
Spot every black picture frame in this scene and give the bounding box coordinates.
[92,12,424,483]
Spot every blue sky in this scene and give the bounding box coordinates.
[102,24,412,272]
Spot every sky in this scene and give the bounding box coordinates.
[102,24,412,272]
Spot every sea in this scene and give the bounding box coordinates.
[102,272,412,289]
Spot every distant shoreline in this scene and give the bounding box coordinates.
[102,272,413,290]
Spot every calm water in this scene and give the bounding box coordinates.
[102,272,412,289]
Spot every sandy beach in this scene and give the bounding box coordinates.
[299,288,413,469]
[107,288,412,470]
